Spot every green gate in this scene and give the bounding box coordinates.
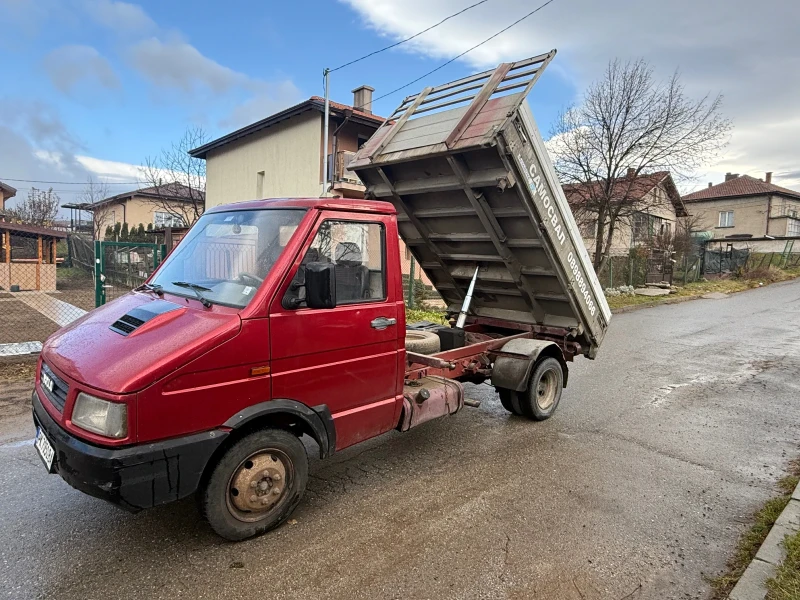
[94,241,167,307]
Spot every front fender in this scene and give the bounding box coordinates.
[492,338,568,392]
[224,399,336,458]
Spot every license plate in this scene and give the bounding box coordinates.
[41,371,54,394]
[34,428,55,472]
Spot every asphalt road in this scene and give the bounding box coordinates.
[2,280,800,600]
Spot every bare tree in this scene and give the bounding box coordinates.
[141,126,208,227]
[78,176,111,239]
[550,59,731,274]
[6,187,60,226]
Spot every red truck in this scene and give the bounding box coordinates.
[31,51,611,540]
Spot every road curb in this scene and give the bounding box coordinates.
[728,479,800,599]
[611,294,702,314]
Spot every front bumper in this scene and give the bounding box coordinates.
[32,390,228,512]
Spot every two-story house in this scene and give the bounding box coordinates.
[190,87,383,206]
[682,172,800,239]
[564,170,687,258]
[190,86,433,288]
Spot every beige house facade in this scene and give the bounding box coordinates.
[565,171,687,258]
[683,173,800,238]
[191,90,435,288]
[86,183,204,240]
[191,91,382,208]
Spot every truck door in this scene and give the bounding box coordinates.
[269,211,402,450]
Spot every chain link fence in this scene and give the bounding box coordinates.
[1,229,93,354]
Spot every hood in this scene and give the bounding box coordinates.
[43,293,241,394]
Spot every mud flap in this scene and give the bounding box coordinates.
[492,338,568,392]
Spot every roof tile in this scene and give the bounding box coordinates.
[683,175,800,202]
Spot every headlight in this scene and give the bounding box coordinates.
[71,392,128,439]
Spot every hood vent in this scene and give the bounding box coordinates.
[109,299,182,336]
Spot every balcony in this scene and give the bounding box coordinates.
[327,150,366,198]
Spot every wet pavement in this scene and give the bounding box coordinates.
[1,279,799,600]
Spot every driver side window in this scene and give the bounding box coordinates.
[284,220,385,307]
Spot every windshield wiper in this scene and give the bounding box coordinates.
[171,281,213,308]
[134,282,164,297]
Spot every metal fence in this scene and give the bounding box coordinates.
[96,241,165,305]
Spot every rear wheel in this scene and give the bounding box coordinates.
[496,357,564,420]
[519,357,563,420]
[200,429,308,541]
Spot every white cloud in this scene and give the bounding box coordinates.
[75,155,144,183]
[341,0,800,191]
[221,80,303,129]
[127,37,248,93]
[125,36,303,128]
[83,0,155,33]
[43,44,120,94]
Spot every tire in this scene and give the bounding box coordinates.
[518,357,563,421]
[200,429,308,541]
[497,388,522,415]
[405,330,441,355]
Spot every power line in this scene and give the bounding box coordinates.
[354,0,557,110]
[0,177,142,185]
[330,0,492,73]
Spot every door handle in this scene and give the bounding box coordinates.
[371,317,397,330]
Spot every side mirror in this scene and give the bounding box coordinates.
[305,262,337,309]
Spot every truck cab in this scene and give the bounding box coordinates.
[34,198,407,540]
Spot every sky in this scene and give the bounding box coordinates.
[1,0,798,214]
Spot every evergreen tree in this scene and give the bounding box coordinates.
[104,225,114,239]
[136,223,146,241]
[120,222,129,241]
[113,222,121,240]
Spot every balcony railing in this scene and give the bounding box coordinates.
[327,151,363,186]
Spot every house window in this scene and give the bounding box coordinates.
[154,211,185,228]
[256,171,265,198]
[718,210,734,227]
[788,219,800,237]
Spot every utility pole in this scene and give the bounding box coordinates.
[321,68,331,197]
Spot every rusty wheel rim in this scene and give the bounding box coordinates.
[535,368,558,411]
[226,449,291,523]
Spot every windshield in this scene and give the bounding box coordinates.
[151,209,306,308]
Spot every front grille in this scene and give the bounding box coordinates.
[41,363,69,413]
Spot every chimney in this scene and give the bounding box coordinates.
[708,182,713,188]
[352,85,374,114]
[627,167,636,178]
[725,172,739,182]
[766,171,773,184]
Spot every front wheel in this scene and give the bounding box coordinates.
[200,429,308,541]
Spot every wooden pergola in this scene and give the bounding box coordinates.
[0,221,67,292]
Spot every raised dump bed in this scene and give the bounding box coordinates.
[348,50,611,358]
